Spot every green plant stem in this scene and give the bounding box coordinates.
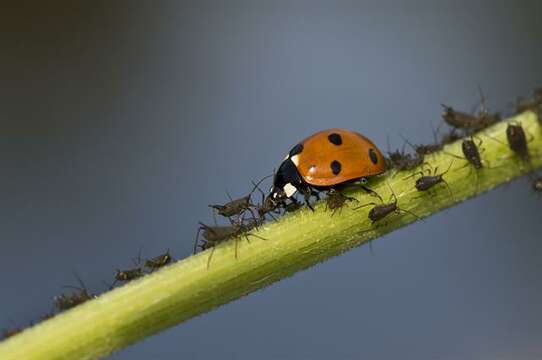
[1,112,541,360]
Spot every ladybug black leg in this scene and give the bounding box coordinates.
[298,189,314,211]
[296,186,315,211]
[304,193,315,211]
[289,197,300,206]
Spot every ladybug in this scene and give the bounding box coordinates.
[269,128,387,209]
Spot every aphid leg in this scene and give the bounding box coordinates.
[403,170,425,181]
[359,184,383,202]
[206,246,216,269]
[194,224,206,254]
[440,161,456,200]
[234,237,240,260]
[246,207,259,224]
[246,232,267,241]
[330,207,341,217]
[104,280,116,290]
[334,196,358,217]
[212,211,218,226]
[225,189,233,202]
[72,271,88,292]
[353,201,378,211]
[441,179,455,201]
[441,160,455,175]
[235,232,267,261]
[473,135,484,149]
[442,150,469,168]
[398,208,422,222]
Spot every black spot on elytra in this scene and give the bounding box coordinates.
[328,133,342,145]
[330,160,342,175]
[368,148,378,164]
[289,143,304,157]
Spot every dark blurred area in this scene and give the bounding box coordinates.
[1,1,541,359]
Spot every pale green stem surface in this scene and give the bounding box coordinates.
[1,112,541,360]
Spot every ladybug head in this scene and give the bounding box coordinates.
[270,158,304,201]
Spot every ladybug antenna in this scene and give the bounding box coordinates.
[250,179,267,203]
[248,173,274,197]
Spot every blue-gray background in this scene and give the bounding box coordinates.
[1,1,541,359]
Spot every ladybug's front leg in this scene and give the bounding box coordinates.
[304,192,315,211]
[297,187,315,211]
[310,188,321,200]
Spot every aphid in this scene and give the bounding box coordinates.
[209,176,272,223]
[401,130,443,157]
[506,123,530,163]
[413,143,442,156]
[251,180,283,221]
[445,137,484,168]
[144,250,173,271]
[441,104,500,133]
[355,184,420,224]
[461,138,483,170]
[443,137,486,190]
[54,274,95,311]
[194,223,240,253]
[387,150,424,171]
[405,161,455,199]
[194,220,265,268]
[269,129,387,209]
[209,192,255,224]
[108,250,146,287]
[54,288,94,311]
[325,189,359,216]
[114,268,144,283]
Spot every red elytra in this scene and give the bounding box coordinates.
[269,128,387,205]
[295,128,386,186]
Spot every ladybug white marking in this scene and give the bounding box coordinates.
[290,155,300,166]
[283,183,297,198]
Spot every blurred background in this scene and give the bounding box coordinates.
[1,1,541,359]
